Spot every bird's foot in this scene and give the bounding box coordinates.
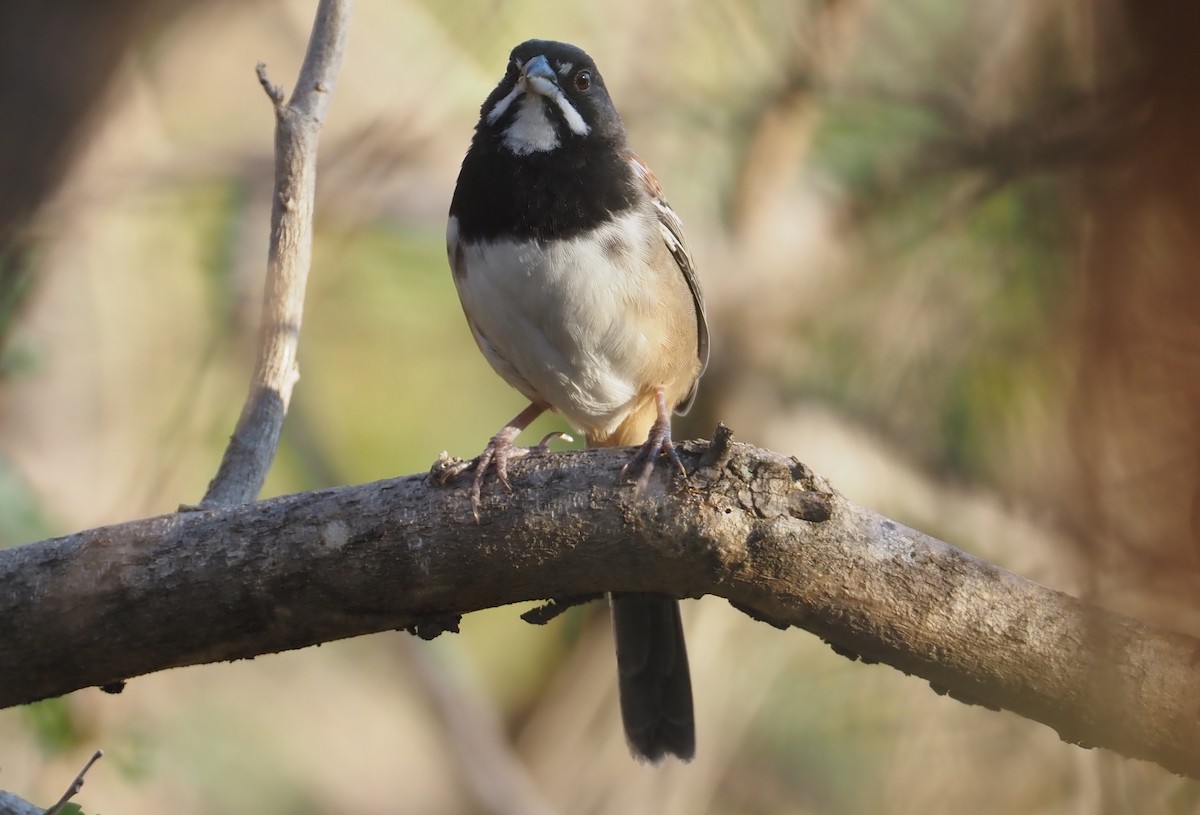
[437,427,571,522]
[620,415,687,495]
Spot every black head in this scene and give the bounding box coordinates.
[476,39,627,155]
[451,40,641,241]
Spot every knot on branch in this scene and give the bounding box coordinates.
[789,490,833,523]
[520,593,604,625]
[403,613,462,641]
[688,427,835,523]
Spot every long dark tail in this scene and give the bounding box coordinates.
[610,593,695,762]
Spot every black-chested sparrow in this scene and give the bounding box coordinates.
[442,39,709,763]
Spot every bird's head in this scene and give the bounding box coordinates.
[477,39,625,155]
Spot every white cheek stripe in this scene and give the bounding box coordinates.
[486,85,523,125]
[550,88,590,137]
[487,83,591,139]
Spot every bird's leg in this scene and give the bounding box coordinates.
[437,403,571,521]
[620,388,688,494]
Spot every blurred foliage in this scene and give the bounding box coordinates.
[0,455,51,547]
[20,699,82,756]
[0,244,38,373]
[791,173,1071,480]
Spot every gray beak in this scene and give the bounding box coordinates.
[520,54,558,97]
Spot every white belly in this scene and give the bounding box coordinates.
[448,211,660,438]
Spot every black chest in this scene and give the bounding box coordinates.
[450,134,642,243]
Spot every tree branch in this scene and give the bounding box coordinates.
[200,0,352,507]
[2,433,1198,778]
[42,750,102,815]
[0,793,41,815]
[0,750,102,815]
[0,8,350,807]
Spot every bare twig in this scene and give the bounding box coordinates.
[200,0,353,507]
[1,750,105,815]
[0,4,349,813]
[255,61,285,106]
[2,438,1200,779]
[42,750,102,815]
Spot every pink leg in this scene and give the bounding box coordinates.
[440,403,571,521]
[620,388,688,494]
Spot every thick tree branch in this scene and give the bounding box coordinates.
[201,0,352,507]
[0,793,41,815]
[2,434,1198,778]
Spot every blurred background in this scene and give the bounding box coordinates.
[3,0,1199,812]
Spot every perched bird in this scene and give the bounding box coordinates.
[444,39,709,763]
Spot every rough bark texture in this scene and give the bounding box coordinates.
[0,792,41,815]
[2,436,1199,779]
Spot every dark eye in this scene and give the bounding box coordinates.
[574,70,592,91]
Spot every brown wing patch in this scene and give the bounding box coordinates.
[626,150,711,413]
[628,152,667,200]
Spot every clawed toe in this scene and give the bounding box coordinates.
[621,422,688,495]
[619,387,690,495]
[463,431,515,522]
[441,418,570,522]
[534,431,574,453]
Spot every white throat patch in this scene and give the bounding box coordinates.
[503,95,561,155]
[494,70,592,156]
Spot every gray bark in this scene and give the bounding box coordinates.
[0,792,42,815]
[2,434,1198,779]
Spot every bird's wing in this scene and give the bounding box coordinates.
[628,152,710,413]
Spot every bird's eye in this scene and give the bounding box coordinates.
[574,70,592,91]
